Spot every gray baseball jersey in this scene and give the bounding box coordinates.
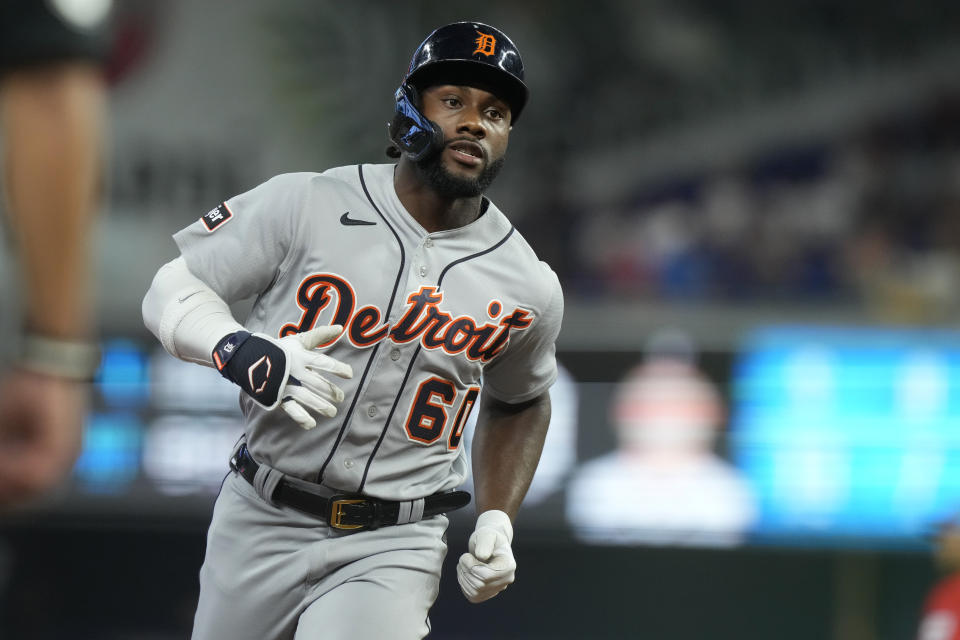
[173,163,563,501]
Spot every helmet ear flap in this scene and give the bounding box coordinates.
[388,83,443,162]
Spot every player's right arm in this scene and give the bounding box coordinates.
[141,256,243,367]
[143,174,352,428]
[142,256,351,429]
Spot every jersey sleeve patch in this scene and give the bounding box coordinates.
[201,203,234,232]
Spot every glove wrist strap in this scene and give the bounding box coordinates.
[213,331,289,408]
[213,330,252,372]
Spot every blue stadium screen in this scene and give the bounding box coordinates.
[731,326,960,547]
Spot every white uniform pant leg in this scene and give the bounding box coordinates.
[293,516,449,640]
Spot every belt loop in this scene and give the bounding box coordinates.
[396,498,426,525]
[410,497,425,523]
[396,500,412,524]
[253,463,284,505]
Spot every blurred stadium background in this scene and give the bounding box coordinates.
[3,0,960,638]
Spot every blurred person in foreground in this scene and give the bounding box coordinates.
[566,328,756,546]
[0,0,112,507]
[916,518,960,640]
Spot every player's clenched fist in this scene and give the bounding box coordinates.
[213,325,352,429]
[457,509,517,603]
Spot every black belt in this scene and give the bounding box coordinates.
[231,444,471,531]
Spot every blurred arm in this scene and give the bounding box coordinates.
[1,62,106,339]
[0,62,107,507]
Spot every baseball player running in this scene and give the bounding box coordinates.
[141,21,563,639]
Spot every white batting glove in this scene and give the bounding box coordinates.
[277,326,354,428]
[457,510,516,603]
[213,325,352,429]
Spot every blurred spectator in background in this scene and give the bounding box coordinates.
[557,89,960,318]
[0,0,112,507]
[566,328,756,546]
[916,517,960,640]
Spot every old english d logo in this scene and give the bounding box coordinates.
[248,355,272,394]
[473,31,496,57]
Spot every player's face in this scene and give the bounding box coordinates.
[415,84,511,198]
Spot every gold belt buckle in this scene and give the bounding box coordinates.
[330,497,366,530]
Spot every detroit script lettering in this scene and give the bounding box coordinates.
[279,274,534,362]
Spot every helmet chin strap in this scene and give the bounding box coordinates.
[387,83,445,162]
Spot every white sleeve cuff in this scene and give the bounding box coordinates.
[142,257,244,366]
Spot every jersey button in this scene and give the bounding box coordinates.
[419,265,428,277]
[367,405,378,417]
[424,238,434,248]
[390,348,401,361]
[343,459,354,469]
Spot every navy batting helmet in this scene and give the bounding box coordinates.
[388,21,528,161]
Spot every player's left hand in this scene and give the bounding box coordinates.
[457,509,516,603]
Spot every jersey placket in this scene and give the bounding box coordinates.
[352,235,440,493]
[314,165,413,487]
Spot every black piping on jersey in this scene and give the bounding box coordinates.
[358,225,517,493]
[315,165,407,484]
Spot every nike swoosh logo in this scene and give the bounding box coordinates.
[340,212,376,226]
[178,291,200,303]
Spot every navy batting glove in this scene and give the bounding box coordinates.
[213,331,291,409]
[211,326,352,429]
